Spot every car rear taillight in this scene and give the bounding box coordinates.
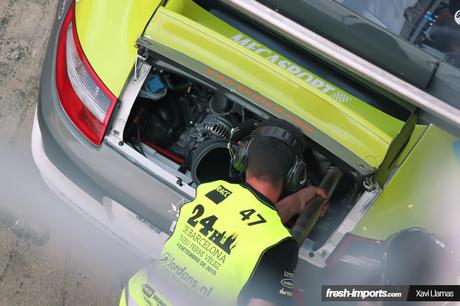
[55,3,117,145]
[329,234,383,269]
[325,234,384,283]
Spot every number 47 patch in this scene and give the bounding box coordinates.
[240,209,266,226]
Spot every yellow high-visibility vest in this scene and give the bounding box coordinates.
[159,180,293,305]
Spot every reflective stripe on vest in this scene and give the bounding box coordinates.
[159,180,293,305]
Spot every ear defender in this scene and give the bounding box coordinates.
[228,120,260,173]
[285,157,307,192]
[228,125,307,192]
[229,137,253,173]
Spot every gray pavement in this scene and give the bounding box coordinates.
[0,1,147,305]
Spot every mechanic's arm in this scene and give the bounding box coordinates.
[276,186,328,223]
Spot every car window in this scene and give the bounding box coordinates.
[335,0,460,68]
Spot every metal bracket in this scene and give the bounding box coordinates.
[134,53,148,82]
[363,175,377,192]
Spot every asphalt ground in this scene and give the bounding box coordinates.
[0,0,147,305]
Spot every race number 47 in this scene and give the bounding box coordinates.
[239,209,266,226]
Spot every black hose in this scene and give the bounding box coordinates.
[163,73,190,91]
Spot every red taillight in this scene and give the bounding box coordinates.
[329,234,383,269]
[55,2,117,145]
[325,234,384,284]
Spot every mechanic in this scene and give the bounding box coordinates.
[120,119,328,306]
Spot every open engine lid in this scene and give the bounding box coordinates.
[139,2,417,176]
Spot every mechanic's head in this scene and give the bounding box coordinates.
[245,119,305,195]
[246,136,295,188]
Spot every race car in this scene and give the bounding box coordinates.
[33,0,460,303]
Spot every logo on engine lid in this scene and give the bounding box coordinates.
[230,33,351,103]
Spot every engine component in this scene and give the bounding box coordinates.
[139,74,167,100]
[143,101,182,148]
[164,109,240,171]
[129,71,244,180]
[191,139,232,184]
[209,91,235,115]
[163,73,190,91]
[187,114,233,147]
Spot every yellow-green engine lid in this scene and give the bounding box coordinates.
[143,2,407,172]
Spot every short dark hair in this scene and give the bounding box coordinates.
[246,119,303,185]
[246,137,295,185]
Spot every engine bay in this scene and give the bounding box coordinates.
[124,67,341,186]
[123,66,364,247]
[125,68,246,186]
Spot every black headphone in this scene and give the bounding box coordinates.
[228,125,307,192]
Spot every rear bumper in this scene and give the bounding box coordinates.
[32,108,168,260]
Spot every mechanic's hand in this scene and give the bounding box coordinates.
[276,186,329,224]
[298,186,329,216]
